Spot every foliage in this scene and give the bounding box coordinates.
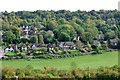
[1,64,119,79]
[1,10,119,44]
[75,40,81,50]
[30,35,38,43]
[38,34,44,44]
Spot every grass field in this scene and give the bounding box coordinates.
[2,51,118,70]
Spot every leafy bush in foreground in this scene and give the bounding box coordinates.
[2,64,119,79]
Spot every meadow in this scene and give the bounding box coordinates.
[2,51,118,70]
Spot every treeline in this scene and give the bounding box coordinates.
[1,10,120,44]
[2,64,119,79]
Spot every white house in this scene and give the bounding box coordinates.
[59,42,76,50]
[31,44,36,49]
[21,46,27,51]
[0,47,4,53]
[5,47,14,53]
[98,34,104,40]
[20,44,28,52]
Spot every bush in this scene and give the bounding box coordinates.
[63,50,67,54]
[80,49,85,53]
[91,44,97,50]
[102,43,108,50]
[55,47,59,52]
[99,47,103,50]
[68,51,71,54]
[2,65,119,79]
[92,51,97,55]
[96,48,102,54]
[109,49,113,52]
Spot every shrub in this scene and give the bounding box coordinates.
[102,43,108,50]
[91,44,97,50]
[68,51,71,54]
[80,49,85,53]
[99,47,103,50]
[63,50,67,54]
[96,48,102,54]
[55,47,59,52]
[92,51,97,55]
[2,66,16,78]
[16,49,20,53]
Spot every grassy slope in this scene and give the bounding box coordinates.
[2,51,118,70]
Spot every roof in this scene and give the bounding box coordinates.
[62,42,75,46]
[93,40,100,44]
[46,30,53,34]
[47,44,56,48]
[37,30,45,35]
[9,44,16,48]
[30,43,43,48]
[20,32,28,36]
[0,47,4,50]
[20,43,27,47]
[110,39,118,43]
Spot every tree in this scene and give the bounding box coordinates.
[69,22,84,36]
[44,33,54,43]
[86,27,98,39]
[47,21,56,30]
[34,22,41,30]
[38,34,44,44]
[58,32,70,41]
[11,26,21,38]
[30,35,38,43]
[104,31,116,40]
[2,22,10,31]
[57,24,75,41]
[2,30,16,44]
[81,32,93,43]
[58,18,69,25]
[75,40,81,50]
[21,36,29,43]
[55,47,59,52]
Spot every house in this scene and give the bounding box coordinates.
[92,40,101,47]
[73,36,80,40]
[41,25,44,27]
[5,44,17,53]
[20,32,30,38]
[0,47,4,53]
[110,39,118,46]
[59,42,76,50]
[0,47,4,59]
[30,43,43,50]
[20,44,27,52]
[97,34,104,40]
[5,47,14,53]
[103,20,106,24]
[29,33,38,38]
[47,44,57,50]
[104,41,108,44]
[20,26,30,38]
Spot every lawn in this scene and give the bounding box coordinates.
[68,50,81,54]
[6,52,16,56]
[2,51,118,70]
[58,50,63,54]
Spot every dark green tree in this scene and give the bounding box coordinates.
[30,35,38,43]
[38,34,44,44]
[2,30,16,44]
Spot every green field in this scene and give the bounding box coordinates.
[2,51,118,70]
